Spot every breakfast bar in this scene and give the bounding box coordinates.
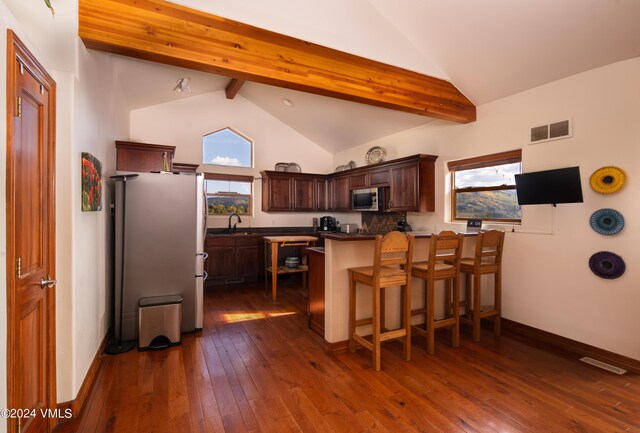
[321,232,478,346]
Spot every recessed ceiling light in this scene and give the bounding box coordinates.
[281,98,294,107]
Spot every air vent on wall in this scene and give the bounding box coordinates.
[529,118,572,144]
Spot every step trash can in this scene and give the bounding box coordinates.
[138,294,183,350]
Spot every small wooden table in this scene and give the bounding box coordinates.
[263,236,318,303]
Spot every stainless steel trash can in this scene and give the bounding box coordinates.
[138,295,183,350]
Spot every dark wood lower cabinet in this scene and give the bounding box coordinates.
[206,236,263,285]
[307,248,325,337]
[205,238,237,284]
[236,243,263,280]
[206,233,317,286]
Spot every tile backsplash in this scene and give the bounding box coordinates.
[361,212,406,234]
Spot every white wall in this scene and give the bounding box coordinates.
[68,43,129,401]
[0,0,130,413]
[129,92,351,228]
[334,58,640,360]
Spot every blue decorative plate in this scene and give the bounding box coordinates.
[588,251,625,279]
[589,208,624,235]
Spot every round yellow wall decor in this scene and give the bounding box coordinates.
[590,166,626,194]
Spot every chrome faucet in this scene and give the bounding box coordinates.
[228,213,242,233]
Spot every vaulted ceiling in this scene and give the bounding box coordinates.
[5,0,640,153]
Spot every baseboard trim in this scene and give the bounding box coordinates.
[500,318,640,374]
[56,333,109,423]
[323,339,349,354]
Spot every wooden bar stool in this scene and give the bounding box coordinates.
[459,230,505,342]
[411,230,464,355]
[348,231,415,371]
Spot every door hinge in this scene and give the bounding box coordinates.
[16,96,22,118]
[19,62,24,75]
[16,257,21,278]
[40,84,44,94]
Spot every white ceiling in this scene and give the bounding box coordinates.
[5,0,640,153]
[239,82,431,154]
[110,55,229,110]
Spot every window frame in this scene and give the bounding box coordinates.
[204,173,254,216]
[202,126,254,168]
[448,149,522,224]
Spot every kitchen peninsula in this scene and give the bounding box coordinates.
[321,232,478,347]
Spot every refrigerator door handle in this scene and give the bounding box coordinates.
[196,252,208,260]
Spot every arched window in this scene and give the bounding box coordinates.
[202,127,253,168]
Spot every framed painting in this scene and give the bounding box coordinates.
[82,152,102,211]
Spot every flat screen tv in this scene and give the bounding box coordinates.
[515,166,583,206]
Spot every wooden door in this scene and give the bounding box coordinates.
[6,31,57,433]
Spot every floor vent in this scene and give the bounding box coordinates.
[580,357,627,375]
[529,119,572,144]
[224,277,245,284]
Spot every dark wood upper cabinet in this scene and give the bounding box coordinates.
[172,162,199,173]
[316,178,329,211]
[293,177,316,211]
[116,140,175,172]
[388,162,419,211]
[262,173,293,211]
[261,171,327,212]
[331,175,351,212]
[349,172,369,189]
[369,167,390,186]
[260,154,437,213]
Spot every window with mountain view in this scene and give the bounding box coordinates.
[449,150,522,222]
[205,174,253,215]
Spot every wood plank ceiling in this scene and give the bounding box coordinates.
[78,0,476,123]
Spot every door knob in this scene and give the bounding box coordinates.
[40,275,57,289]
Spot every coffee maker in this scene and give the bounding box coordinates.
[319,216,336,232]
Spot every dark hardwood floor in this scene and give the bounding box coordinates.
[57,279,640,433]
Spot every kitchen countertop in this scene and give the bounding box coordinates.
[322,231,479,241]
[207,226,317,237]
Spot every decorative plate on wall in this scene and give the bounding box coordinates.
[590,166,626,194]
[588,251,626,279]
[589,208,624,235]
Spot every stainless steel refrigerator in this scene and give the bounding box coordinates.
[112,172,206,342]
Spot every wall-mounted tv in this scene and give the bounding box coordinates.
[514,166,583,206]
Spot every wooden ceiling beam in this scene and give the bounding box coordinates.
[225,78,245,99]
[78,0,476,123]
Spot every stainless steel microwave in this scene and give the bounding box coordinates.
[352,187,381,211]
